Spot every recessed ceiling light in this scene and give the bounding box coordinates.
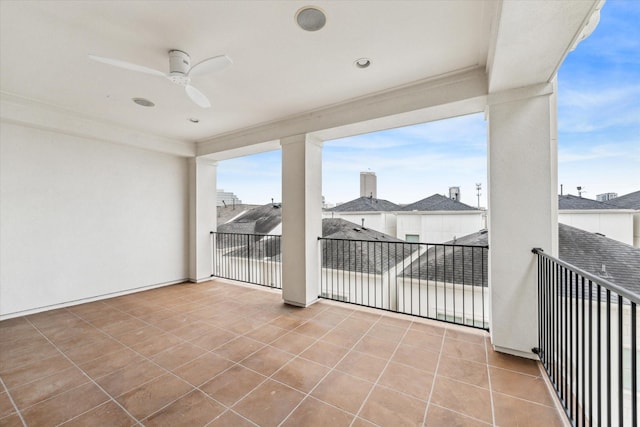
[354,58,371,69]
[296,6,326,31]
[189,118,200,123]
[132,97,154,107]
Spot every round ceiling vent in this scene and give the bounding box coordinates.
[354,58,371,69]
[296,7,326,31]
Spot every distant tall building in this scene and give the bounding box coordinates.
[360,172,377,198]
[449,186,461,201]
[596,193,618,202]
[217,189,242,207]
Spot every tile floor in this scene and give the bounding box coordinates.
[0,280,567,426]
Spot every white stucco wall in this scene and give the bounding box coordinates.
[0,122,189,318]
[396,211,486,243]
[559,210,634,246]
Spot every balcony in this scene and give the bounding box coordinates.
[0,280,565,426]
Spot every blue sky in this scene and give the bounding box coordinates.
[218,1,639,207]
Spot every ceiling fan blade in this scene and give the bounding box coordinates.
[88,54,166,77]
[185,84,211,108]
[188,55,232,77]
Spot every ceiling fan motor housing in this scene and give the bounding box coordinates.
[168,50,191,85]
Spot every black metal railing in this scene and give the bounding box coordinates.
[319,238,489,329]
[210,232,282,289]
[533,248,638,427]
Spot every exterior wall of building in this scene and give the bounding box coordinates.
[633,212,640,248]
[559,211,634,246]
[322,211,397,236]
[396,211,485,243]
[0,122,189,318]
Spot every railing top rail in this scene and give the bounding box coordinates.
[211,231,279,237]
[532,247,640,303]
[318,236,488,249]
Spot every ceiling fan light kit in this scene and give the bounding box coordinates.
[88,50,231,109]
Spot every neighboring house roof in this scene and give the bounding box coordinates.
[607,190,640,210]
[223,218,414,273]
[559,223,640,295]
[217,202,282,234]
[223,235,282,261]
[328,196,400,212]
[217,204,261,225]
[558,194,618,210]
[401,194,478,212]
[401,230,488,287]
[321,219,415,273]
[401,224,640,294]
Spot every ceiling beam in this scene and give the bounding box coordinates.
[197,67,488,156]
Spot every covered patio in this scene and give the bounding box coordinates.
[1,280,563,426]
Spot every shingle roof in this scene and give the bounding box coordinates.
[607,190,640,209]
[401,194,478,211]
[329,196,400,212]
[400,230,489,287]
[558,194,618,210]
[217,203,282,234]
[558,223,640,295]
[321,219,414,273]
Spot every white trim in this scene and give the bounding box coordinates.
[0,279,188,321]
[0,92,194,157]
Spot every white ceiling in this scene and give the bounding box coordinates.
[0,1,497,143]
[0,1,602,148]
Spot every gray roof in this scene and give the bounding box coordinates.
[401,194,478,212]
[401,224,640,295]
[558,223,640,295]
[329,196,400,212]
[321,220,416,273]
[217,204,262,225]
[400,230,488,287]
[217,203,282,234]
[559,194,618,210]
[607,190,640,210]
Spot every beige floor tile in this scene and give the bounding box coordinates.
[487,349,541,376]
[21,383,108,427]
[11,367,89,409]
[201,365,266,406]
[300,340,350,367]
[213,336,265,362]
[233,379,305,427]
[270,331,316,355]
[378,361,434,400]
[0,392,15,419]
[437,355,489,388]
[240,345,294,376]
[144,390,225,426]
[116,373,192,420]
[96,359,166,397]
[59,401,136,427]
[150,341,207,371]
[425,404,491,426]
[311,370,373,414]
[441,337,487,363]
[489,366,555,406]
[0,353,73,389]
[493,392,565,427]
[392,343,440,373]
[281,396,354,427]
[335,350,388,382]
[272,356,330,393]
[207,410,257,427]
[430,377,492,424]
[173,352,234,386]
[359,385,428,427]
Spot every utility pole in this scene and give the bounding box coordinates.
[476,183,482,208]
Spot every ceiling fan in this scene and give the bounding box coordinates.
[88,50,232,108]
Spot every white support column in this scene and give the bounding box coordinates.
[188,157,217,282]
[281,134,323,307]
[487,86,558,358]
